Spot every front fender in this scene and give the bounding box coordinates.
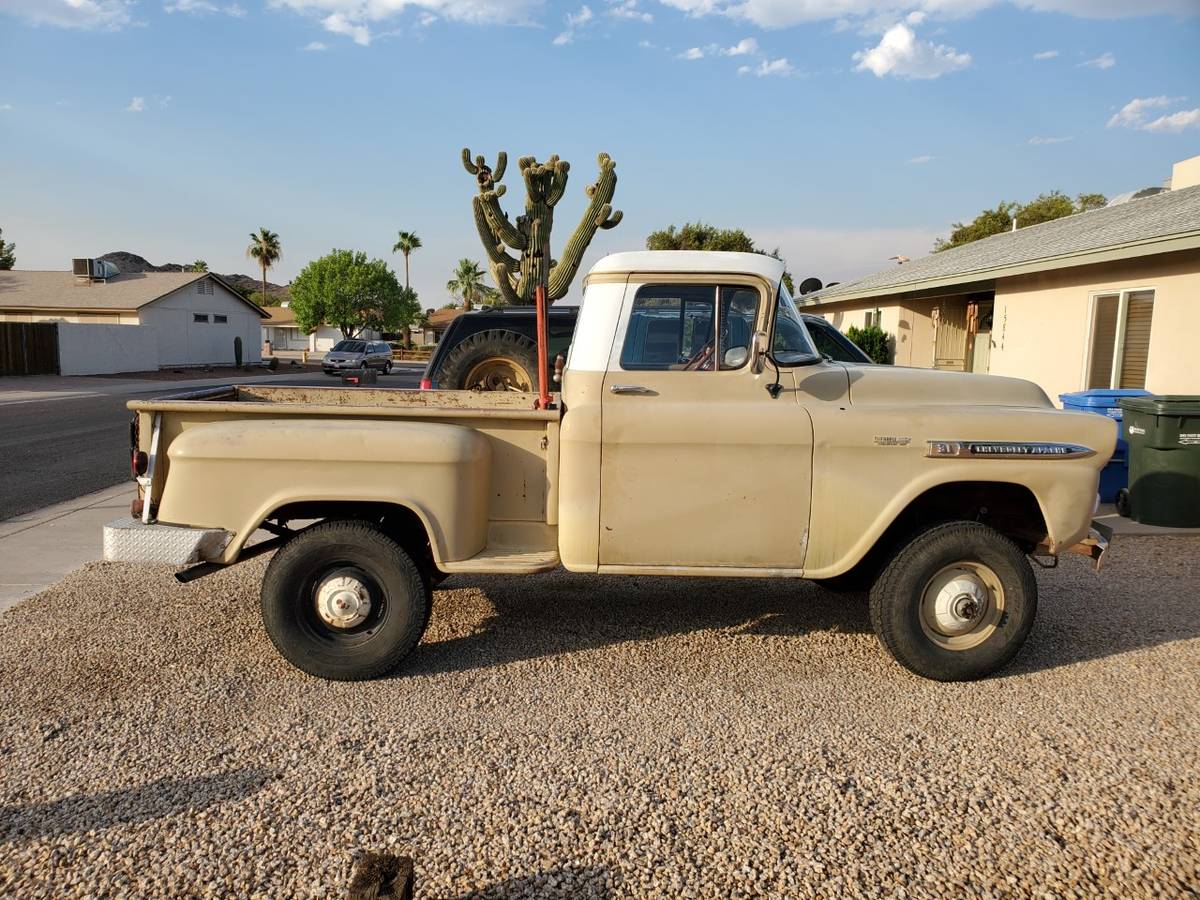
[154,418,492,564]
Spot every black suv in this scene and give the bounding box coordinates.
[421,306,871,390]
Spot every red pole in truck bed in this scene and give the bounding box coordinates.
[535,283,551,409]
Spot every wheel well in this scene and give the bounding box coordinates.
[840,481,1048,582]
[887,481,1048,555]
[264,501,434,566]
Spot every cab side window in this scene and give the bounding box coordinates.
[620,284,759,371]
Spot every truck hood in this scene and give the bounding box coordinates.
[847,365,1053,409]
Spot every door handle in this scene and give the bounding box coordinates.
[609,384,656,395]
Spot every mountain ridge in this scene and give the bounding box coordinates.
[97,251,288,302]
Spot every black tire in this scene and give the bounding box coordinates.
[261,521,431,681]
[437,330,540,391]
[869,521,1037,682]
[1115,488,1131,518]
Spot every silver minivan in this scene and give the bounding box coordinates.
[322,340,394,375]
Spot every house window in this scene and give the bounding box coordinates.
[195,279,213,295]
[1087,290,1154,389]
[213,314,228,324]
[193,313,210,323]
[865,310,881,328]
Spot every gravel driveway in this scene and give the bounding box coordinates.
[1,537,1197,897]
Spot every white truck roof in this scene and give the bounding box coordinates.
[587,251,786,283]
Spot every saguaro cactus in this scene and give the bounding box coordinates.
[462,148,622,304]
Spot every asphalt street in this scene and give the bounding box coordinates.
[0,370,422,521]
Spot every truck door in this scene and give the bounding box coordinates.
[599,279,814,570]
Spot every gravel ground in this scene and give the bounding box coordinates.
[1,537,1197,898]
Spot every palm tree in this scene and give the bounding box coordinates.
[391,230,421,290]
[446,258,493,311]
[392,230,421,346]
[191,259,208,272]
[246,228,281,306]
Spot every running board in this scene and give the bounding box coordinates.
[439,522,559,574]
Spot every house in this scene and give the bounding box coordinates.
[800,155,1200,403]
[260,303,380,353]
[422,308,463,344]
[0,260,267,371]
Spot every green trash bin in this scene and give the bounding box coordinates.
[1118,395,1200,527]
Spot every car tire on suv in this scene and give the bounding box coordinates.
[437,330,540,392]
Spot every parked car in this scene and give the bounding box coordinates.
[421,307,578,390]
[322,340,394,376]
[421,307,868,390]
[107,251,1114,684]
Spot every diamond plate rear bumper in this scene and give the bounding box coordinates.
[103,517,231,566]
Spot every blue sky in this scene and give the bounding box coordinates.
[1,0,1198,304]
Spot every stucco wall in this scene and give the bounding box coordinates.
[57,323,161,375]
[138,279,263,366]
[989,249,1200,401]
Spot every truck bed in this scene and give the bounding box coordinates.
[128,385,562,569]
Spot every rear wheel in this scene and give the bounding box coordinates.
[869,521,1036,682]
[438,330,539,392]
[261,521,431,680]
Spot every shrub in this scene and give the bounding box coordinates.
[845,324,892,364]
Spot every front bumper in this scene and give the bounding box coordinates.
[103,517,231,566]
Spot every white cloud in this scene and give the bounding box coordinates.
[1107,95,1176,129]
[164,0,247,13]
[1080,51,1115,69]
[417,11,438,24]
[322,11,371,44]
[1028,135,1072,144]
[605,0,652,21]
[907,154,934,163]
[854,23,970,79]
[721,37,757,55]
[303,40,328,49]
[227,3,247,15]
[268,0,544,29]
[1032,49,1058,59]
[125,96,145,112]
[1,0,135,29]
[738,57,793,76]
[0,104,12,111]
[553,4,594,44]
[652,0,1197,29]
[1143,108,1200,133]
[679,46,706,59]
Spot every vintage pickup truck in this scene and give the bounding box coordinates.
[104,252,1115,683]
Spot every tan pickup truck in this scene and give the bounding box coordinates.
[104,252,1115,683]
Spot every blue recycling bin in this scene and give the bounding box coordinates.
[1059,389,1152,501]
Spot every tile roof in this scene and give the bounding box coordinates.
[806,184,1200,304]
[0,270,268,317]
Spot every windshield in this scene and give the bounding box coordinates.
[331,340,366,353]
[770,283,818,365]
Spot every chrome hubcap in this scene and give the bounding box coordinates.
[919,562,1005,651]
[315,573,372,629]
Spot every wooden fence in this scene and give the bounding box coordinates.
[392,348,433,363]
[0,323,60,376]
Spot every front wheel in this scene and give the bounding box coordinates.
[261,521,431,680]
[869,521,1037,682]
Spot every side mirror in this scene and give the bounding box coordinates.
[750,330,769,374]
[723,346,749,369]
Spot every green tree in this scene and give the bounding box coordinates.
[246,227,281,305]
[290,250,414,339]
[646,222,795,293]
[0,227,15,270]
[934,191,1107,252]
[391,230,422,345]
[446,258,498,310]
[845,324,893,364]
[191,259,208,272]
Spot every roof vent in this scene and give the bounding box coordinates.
[72,258,120,282]
[1105,187,1168,208]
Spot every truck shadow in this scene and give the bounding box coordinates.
[0,769,273,844]
[405,573,870,678]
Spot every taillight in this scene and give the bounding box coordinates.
[419,378,433,390]
[131,450,148,477]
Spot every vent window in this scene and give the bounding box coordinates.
[213,314,228,324]
[195,279,214,295]
[193,313,210,324]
